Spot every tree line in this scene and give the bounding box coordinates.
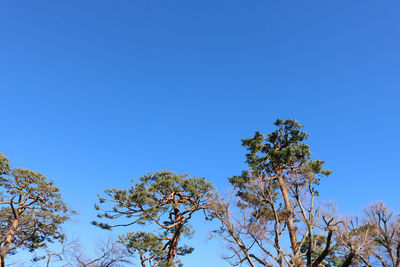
[0,119,399,266]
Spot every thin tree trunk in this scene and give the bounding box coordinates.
[276,174,302,266]
[0,254,5,267]
[306,231,312,267]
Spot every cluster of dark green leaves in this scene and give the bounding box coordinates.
[242,119,311,172]
[230,119,331,185]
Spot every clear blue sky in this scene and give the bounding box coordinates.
[1,0,399,266]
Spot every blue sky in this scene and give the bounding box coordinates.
[1,0,399,266]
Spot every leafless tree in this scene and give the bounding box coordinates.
[42,238,81,267]
[208,167,358,267]
[352,202,400,267]
[36,237,131,267]
[75,238,131,267]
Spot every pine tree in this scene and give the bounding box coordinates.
[93,171,214,267]
[0,153,70,267]
[227,119,331,266]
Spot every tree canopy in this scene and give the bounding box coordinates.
[93,171,214,267]
[0,153,70,267]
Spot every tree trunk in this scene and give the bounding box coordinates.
[167,225,183,266]
[0,253,5,267]
[341,252,355,267]
[312,231,333,267]
[0,218,19,267]
[306,232,312,267]
[276,174,302,266]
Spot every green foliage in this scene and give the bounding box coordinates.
[300,235,342,267]
[120,231,166,264]
[242,119,311,172]
[94,171,214,266]
[230,119,330,183]
[0,153,71,260]
[229,119,331,217]
[0,153,11,176]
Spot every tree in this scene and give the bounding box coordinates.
[33,236,131,267]
[208,120,400,267]
[33,237,81,267]
[338,202,400,267]
[209,119,347,266]
[363,202,400,267]
[32,237,132,267]
[0,152,70,267]
[93,171,214,267]
[75,237,132,267]
[209,170,341,267]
